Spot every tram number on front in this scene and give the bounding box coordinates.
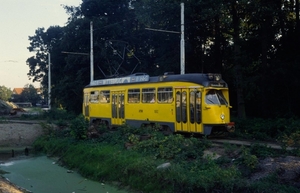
[139,109,143,113]
[154,110,158,113]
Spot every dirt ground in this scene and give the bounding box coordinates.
[0,121,44,193]
[0,177,25,193]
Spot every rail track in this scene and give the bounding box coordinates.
[1,118,294,151]
[208,138,293,150]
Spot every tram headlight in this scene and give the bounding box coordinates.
[220,113,225,120]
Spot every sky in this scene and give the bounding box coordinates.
[0,0,82,89]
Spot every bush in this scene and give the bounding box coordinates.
[70,114,89,140]
[42,108,76,121]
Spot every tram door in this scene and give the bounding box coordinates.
[83,93,89,117]
[111,91,125,125]
[175,88,202,133]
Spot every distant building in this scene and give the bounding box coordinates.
[12,88,42,95]
[12,88,24,95]
[11,87,43,106]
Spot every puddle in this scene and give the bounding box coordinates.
[0,156,129,193]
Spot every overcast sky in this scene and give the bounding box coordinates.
[0,0,82,89]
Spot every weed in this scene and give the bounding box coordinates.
[223,142,239,157]
[249,143,276,158]
[240,146,258,170]
[70,114,89,140]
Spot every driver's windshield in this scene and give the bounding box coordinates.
[205,90,228,105]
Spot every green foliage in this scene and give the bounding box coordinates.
[69,114,89,140]
[280,131,300,149]
[42,108,76,121]
[25,0,300,117]
[240,146,258,170]
[0,86,12,101]
[33,119,300,192]
[33,137,71,156]
[249,143,277,158]
[223,142,239,156]
[133,134,211,161]
[39,122,56,137]
[34,136,242,193]
[249,174,300,193]
[233,117,300,142]
[11,84,41,105]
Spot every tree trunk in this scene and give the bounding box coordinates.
[214,15,222,73]
[230,1,246,119]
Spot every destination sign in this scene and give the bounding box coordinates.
[209,82,226,87]
[90,74,150,86]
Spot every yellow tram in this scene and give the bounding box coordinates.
[83,72,234,135]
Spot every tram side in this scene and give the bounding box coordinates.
[82,73,234,135]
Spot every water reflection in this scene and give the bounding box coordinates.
[1,156,128,193]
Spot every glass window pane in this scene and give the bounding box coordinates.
[176,91,181,122]
[205,90,228,105]
[142,88,155,103]
[182,91,187,123]
[196,91,201,123]
[100,90,110,103]
[128,89,140,103]
[90,91,99,103]
[158,87,173,103]
[190,91,195,123]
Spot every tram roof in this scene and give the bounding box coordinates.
[85,73,228,88]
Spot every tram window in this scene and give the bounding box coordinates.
[182,91,187,122]
[190,91,195,123]
[90,91,99,103]
[142,88,155,103]
[176,91,181,122]
[196,91,201,123]
[99,90,110,103]
[128,89,140,103]
[158,87,173,103]
[205,90,228,105]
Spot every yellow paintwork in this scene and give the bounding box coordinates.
[83,81,232,134]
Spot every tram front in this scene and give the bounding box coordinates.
[201,74,235,135]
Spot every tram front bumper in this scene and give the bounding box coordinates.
[226,122,235,132]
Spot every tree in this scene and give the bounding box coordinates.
[11,84,41,106]
[26,0,300,118]
[0,86,13,101]
[27,0,142,113]
[21,84,42,106]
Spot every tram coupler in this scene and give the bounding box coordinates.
[226,122,235,132]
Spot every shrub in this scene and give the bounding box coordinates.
[70,114,89,140]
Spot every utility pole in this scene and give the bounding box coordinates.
[62,21,94,84]
[90,21,94,83]
[180,3,185,74]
